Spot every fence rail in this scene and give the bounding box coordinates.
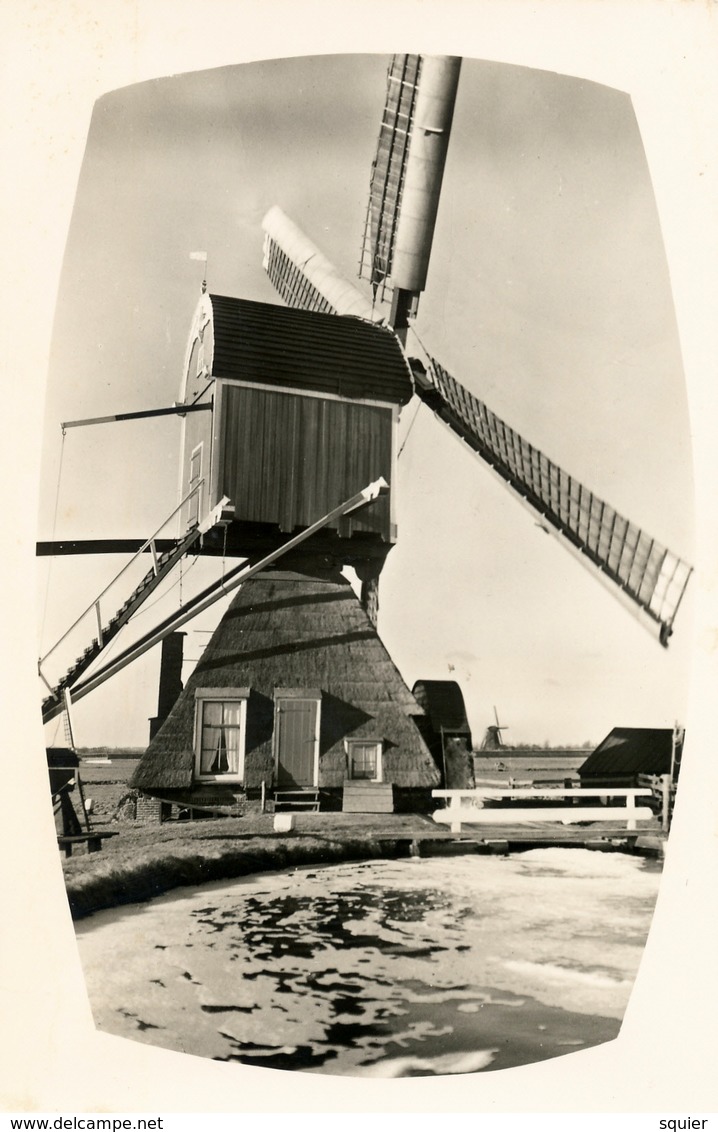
[636,773,675,831]
[432,786,654,834]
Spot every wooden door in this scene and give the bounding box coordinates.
[275,697,319,787]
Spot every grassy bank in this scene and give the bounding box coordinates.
[64,762,428,919]
[63,812,434,920]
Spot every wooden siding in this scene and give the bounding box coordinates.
[342,782,395,813]
[217,383,394,539]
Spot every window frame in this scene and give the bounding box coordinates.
[193,687,250,784]
[344,737,384,782]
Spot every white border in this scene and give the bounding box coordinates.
[4,0,717,1116]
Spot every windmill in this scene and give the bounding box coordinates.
[260,53,692,649]
[36,54,692,803]
[480,706,510,751]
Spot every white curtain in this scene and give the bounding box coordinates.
[223,702,242,774]
[200,701,242,775]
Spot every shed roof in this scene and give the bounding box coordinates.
[579,727,681,778]
[132,571,438,792]
[209,295,413,405]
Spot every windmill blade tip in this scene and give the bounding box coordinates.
[261,203,289,231]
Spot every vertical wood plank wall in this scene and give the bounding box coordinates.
[217,383,394,538]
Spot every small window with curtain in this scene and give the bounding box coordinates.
[345,738,383,782]
[194,688,249,782]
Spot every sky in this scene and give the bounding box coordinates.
[36,53,694,749]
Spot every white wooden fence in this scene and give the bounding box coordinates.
[637,773,674,831]
[432,786,654,834]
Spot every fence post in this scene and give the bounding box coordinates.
[626,791,637,831]
[661,774,671,832]
[449,795,462,834]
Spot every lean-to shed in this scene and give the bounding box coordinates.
[411,679,474,788]
[578,727,684,785]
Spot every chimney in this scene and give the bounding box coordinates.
[149,632,185,741]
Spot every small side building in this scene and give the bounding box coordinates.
[578,727,684,787]
[411,679,474,789]
[131,570,441,814]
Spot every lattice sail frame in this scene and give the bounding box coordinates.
[263,236,335,315]
[262,205,380,322]
[359,54,422,301]
[418,358,692,644]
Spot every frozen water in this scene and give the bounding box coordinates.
[75,848,660,1076]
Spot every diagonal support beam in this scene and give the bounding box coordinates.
[41,479,389,724]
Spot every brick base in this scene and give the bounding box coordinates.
[137,793,163,822]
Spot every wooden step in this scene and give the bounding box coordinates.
[274,792,319,801]
[342,781,394,814]
[275,800,320,810]
[274,789,320,813]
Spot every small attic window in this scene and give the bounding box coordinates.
[345,738,383,782]
[194,688,249,783]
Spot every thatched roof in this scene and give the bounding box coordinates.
[131,571,439,792]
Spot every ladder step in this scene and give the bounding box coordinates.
[274,790,319,798]
[41,525,205,722]
[275,800,320,808]
[274,788,320,813]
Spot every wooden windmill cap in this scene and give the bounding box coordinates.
[185,293,414,405]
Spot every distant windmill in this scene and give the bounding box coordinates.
[38,53,692,748]
[480,706,510,751]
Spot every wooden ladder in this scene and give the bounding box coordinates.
[41,526,203,723]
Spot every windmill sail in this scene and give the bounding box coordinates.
[260,210,692,645]
[359,54,422,300]
[359,54,461,326]
[263,205,381,322]
[414,357,692,645]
